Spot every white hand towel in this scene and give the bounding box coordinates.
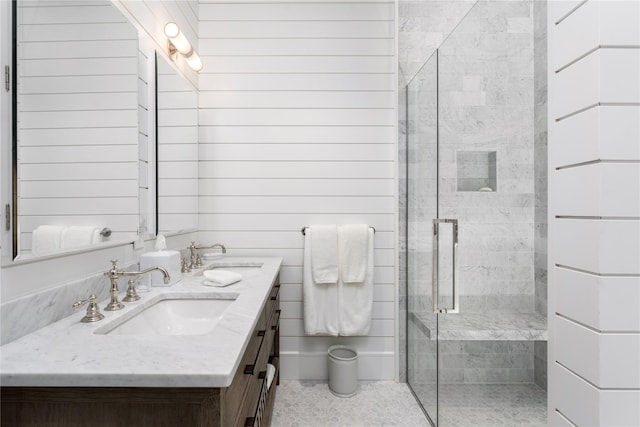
[303,233,339,336]
[338,228,374,336]
[60,226,100,249]
[266,363,276,389]
[310,225,339,285]
[32,225,64,254]
[338,224,369,284]
[202,269,242,287]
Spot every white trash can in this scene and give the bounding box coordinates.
[328,345,358,397]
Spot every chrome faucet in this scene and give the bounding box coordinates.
[187,242,226,270]
[103,259,171,311]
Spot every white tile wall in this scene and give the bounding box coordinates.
[198,0,396,381]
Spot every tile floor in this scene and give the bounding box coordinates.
[411,383,548,427]
[271,380,429,427]
[271,381,547,427]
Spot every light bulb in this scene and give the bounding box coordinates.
[164,22,191,55]
[185,51,203,72]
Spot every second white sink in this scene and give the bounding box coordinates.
[99,296,237,336]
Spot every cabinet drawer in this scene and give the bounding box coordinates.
[241,370,268,427]
[223,325,266,426]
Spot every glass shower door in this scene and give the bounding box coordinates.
[407,2,546,426]
[406,52,439,426]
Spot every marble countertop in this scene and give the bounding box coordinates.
[0,256,282,388]
[409,311,547,341]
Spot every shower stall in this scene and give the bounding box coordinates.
[404,1,548,426]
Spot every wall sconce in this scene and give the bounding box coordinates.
[164,22,203,72]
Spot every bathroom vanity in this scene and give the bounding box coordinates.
[0,257,282,427]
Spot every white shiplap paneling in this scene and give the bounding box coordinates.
[157,56,199,233]
[198,0,396,380]
[548,0,640,425]
[16,1,139,254]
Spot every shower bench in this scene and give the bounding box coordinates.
[409,311,547,341]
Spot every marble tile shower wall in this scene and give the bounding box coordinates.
[398,0,477,383]
[436,0,536,314]
[533,0,548,391]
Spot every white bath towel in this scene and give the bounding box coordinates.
[32,225,65,254]
[202,269,242,287]
[60,226,100,249]
[310,225,338,285]
[338,228,374,336]
[338,224,369,283]
[303,233,339,336]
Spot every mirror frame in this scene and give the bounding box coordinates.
[10,0,17,259]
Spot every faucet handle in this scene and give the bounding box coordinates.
[181,257,190,273]
[122,278,141,303]
[73,294,105,323]
[110,259,118,268]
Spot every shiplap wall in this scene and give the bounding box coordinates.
[116,0,200,236]
[198,0,397,380]
[17,0,139,253]
[157,55,199,233]
[548,1,640,425]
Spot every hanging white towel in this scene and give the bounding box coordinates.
[60,226,100,249]
[303,233,339,336]
[202,269,242,287]
[338,224,369,283]
[338,227,374,336]
[32,225,65,254]
[310,225,338,285]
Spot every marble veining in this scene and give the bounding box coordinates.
[409,311,547,341]
[0,263,138,346]
[0,257,282,388]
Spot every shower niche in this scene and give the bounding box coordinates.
[456,151,497,192]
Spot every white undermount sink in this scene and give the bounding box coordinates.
[97,296,237,336]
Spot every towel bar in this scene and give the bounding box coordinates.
[300,226,376,236]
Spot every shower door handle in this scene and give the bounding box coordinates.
[432,218,459,314]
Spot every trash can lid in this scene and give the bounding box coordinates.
[328,345,358,361]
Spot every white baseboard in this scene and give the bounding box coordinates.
[279,351,396,381]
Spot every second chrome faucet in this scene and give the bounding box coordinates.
[103,259,170,311]
[186,242,226,271]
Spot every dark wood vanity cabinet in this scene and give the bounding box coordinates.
[223,274,281,427]
[0,276,281,427]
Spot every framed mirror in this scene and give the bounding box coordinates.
[156,52,198,235]
[12,0,141,260]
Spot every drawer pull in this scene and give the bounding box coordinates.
[244,330,266,375]
[271,309,281,330]
[270,284,280,301]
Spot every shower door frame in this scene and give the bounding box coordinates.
[405,48,443,427]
